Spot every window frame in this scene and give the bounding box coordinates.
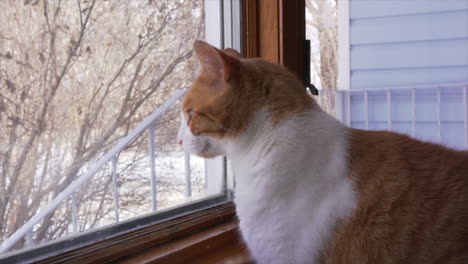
[0,197,235,264]
[242,0,306,78]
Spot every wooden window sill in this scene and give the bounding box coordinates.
[29,201,252,264]
[117,221,252,264]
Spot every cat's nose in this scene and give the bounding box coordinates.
[178,139,183,145]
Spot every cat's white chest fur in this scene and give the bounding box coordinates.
[228,109,356,264]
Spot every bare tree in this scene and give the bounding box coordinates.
[0,0,205,251]
[306,0,337,113]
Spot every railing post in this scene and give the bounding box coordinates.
[412,88,416,137]
[387,89,392,130]
[346,90,351,126]
[184,152,192,199]
[111,155,120,222]
[149,125,158,211]
[26,229,34,246]
[437,87,441,141]
[464,86,468,148]
[364,91,369,130]
[335,90,343,123]
[71,192,78,233]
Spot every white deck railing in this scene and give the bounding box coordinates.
[0,90,188,254]
[316,83,468,149]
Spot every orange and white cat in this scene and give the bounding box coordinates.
[177,40,468,264]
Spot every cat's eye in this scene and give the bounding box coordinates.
[187,109,194,118]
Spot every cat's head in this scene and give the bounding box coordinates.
[177,110,225,158]
[178,40,314,158]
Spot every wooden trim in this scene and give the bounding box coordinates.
[242,0,258,58]
[242,0,306,81]
[258,0,279,63]
[279,0,306,81]
[117,221,251,264]
[35,202,237,264]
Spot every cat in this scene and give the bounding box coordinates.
[177,40,468,264]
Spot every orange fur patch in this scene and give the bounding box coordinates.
[326,130,468,263]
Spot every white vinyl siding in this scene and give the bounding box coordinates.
[339,0,468,149]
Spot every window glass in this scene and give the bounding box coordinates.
[0,0,234,255]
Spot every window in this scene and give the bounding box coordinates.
[0,0,240,260]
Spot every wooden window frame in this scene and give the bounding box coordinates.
[1,198,238,264]
[38,202,239,264]
[242,0,306,82]
[0,1,306,263]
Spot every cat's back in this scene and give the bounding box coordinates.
[326,129,468,264]
[349,129,468,186]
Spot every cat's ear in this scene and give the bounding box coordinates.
[193,40,238,81]
[224,48,242,59]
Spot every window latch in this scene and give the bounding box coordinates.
[305,39,319,95]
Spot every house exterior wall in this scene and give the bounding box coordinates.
[350,0,468,89]
[346,0,468,149]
